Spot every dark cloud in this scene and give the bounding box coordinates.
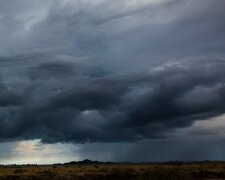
[0,0,225,146]
[1,56,225,143]
[0,84,22,106]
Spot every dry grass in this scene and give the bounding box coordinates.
[0,162,225,179]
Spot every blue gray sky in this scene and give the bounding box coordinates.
[0,0,225,164]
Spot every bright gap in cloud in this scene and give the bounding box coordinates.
[0,140,80,165]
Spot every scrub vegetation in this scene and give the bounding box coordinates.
[0,162,225,179]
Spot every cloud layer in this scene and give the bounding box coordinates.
[0,0,225,144]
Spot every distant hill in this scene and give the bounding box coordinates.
[53,159,223,166]
[63,159,114,165]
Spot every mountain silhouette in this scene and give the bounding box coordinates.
[64,159,114,165]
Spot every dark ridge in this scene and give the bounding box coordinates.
[63,159,114,165]
[1,160,225,166]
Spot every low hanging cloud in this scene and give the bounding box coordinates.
[0,0,225,144]
[1,56,225,143]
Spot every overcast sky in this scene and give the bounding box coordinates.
[0,0,225,164]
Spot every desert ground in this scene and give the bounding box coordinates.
[0,162,225,179]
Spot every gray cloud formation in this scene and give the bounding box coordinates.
[0,0,225,144]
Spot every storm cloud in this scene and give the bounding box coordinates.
[0,0,225,146]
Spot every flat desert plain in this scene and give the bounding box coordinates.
[0,162,225,179]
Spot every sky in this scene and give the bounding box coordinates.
[0,0,225,164]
